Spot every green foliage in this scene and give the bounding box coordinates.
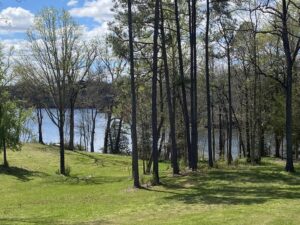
[0,44,29,155]
[0,92,29,152]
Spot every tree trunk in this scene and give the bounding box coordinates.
[212,100,215,162]
[109,122,114,153]
[68,100,75,150]
[114,117,123,154]
[192,0,198,170]
[37,108,44,145]
[227,47,233,165]
[174,0,192,168]
[151,0,160,185]
[128,0,140,188]
[295,142,299,160]
[281,0,294,172]
[259,128,265,157]
[275,133,281,158]
[245,85,251,160]
[59,115,65,175]
[3,138,8,167]
[90,109,97,153]
[282,137,284,160]
[219,106,224,159]
[158,131,165,157]
[188,0,198,170]
[103,109,112,154]
[161,1,179,174]
[205,0,213,167]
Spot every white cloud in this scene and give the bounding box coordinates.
[80,22,109,40]
[0,7,34,34]
[69,0,114,24]
[67,0,78,7]
[1,39,29,51]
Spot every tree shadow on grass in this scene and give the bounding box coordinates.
[0,165,48,182]
[146,164,300,206]
[50,173,129,185]
[0,217,109,225]
[0,217,56,225]
[72,151,130,167]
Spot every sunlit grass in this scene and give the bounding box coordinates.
[0,143,300,225]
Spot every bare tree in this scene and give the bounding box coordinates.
[67,42,97,151]
[20,8,93,174]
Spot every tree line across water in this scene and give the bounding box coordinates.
[0,0,300,188]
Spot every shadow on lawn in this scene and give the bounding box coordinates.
[51,173,129,185]
[0,217,57,225]
[147,163,300,206]
[72,151,130,167]
[0,165,48,182]
[0,217,109,225]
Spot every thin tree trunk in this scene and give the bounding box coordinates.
[151,0,160,185]
[259,128,265,157]
[245,86,251,160]
[109,122,114,153]
[69,100,75,150]
[219,106,224,159]
[59,115,65,175]
[205,0,213,167]
[3,138,8,167]
[158,131,165,156]
[295,142,299,160]
[212,100,215,162]
[227,47,233,165]
[103,109,112,154]
[282,0,294,172]
[128,0,140,187]
[189,0,198,170]
[275,133,281,158]
[90,109,97,153]
[37,108,44,145]
[160,1,179,174]
[114,117,123,154]
[174,0,192,168]
[282,137,284,160]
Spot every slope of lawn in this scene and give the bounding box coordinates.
[0,143,300,225]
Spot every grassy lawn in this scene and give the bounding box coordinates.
[0,143,300,225]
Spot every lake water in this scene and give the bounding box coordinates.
[24,109,107,152]
[24,109,248,158]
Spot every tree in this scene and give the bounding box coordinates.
[188,0,198,170]
[174,0,191,169]
[0,46,28,168]
[67,41,97,151]
[151,0,160,184]
[21,8,86,174]
[205,0,213,167]
[258,0,300,172]
[214,3,236,164]
[0,94,28,167]
[127,0,140,188]
[160,0,179,175]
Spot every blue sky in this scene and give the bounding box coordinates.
[0,0,114,48]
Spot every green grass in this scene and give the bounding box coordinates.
[0,143,300,225]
